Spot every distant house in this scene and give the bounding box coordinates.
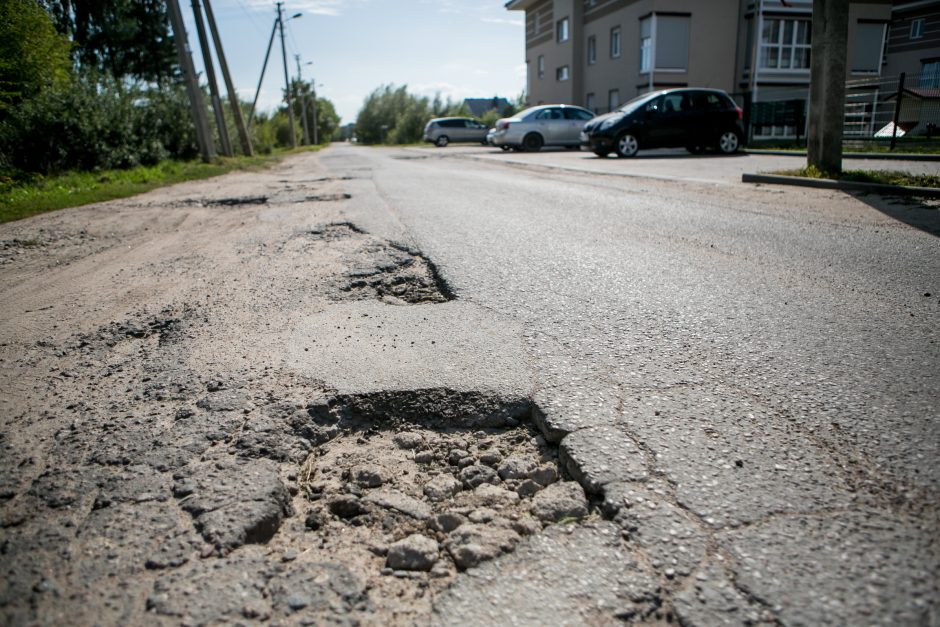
[463,97,512,117]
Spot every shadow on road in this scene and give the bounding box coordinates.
[853,192,940,237]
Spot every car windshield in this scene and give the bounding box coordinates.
[616,93,658,115]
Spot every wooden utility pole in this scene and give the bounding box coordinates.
[191,0,233,157]
[277,2,297,148]
[807,0,849,174]
[166,0,214,161]
[203,0,254,156]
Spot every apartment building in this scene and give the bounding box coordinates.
[506,0,914,133]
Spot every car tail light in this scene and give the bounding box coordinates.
[735,106,743,120]
[498,121,511,131]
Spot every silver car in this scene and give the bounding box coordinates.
[423,117,489,147]
[490,105,595,152]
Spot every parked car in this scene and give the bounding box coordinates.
[490,105,595,152]
[423,117,489,147]
[581,88,745,157]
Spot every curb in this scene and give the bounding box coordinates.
[745,149,940,162]
[741,173,940,198]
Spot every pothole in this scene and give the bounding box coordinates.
[304,193,352,202]
[306,222,454,304]
[280,390,590,620]
[172,196,269,207]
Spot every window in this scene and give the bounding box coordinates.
[608,89,620,111]
[587,35,597,65]
[535,108,563,120]
[586,93,595,112]
[640,18,651,71]
[921,60,940,88]
[557,17,569,43]
[760,19,811,69]
[556,65,570,81]
[538,55,545,79]
[611,26,622,58]
[911,18,925,39]
[564,108,594,120]
[852,22,886,73]
[656,16,690,70]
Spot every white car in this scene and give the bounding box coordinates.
[490,105,594,152]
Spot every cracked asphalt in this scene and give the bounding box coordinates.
[0,143,937,625]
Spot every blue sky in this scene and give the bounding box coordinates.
[182,1,526,124]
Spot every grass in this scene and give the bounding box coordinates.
[772,165,940,188]
[747,140,940,154]
[0,146,319,225]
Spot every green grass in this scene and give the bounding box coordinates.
[773,165,940,188]
[0,146,319,224]
[747,140,940,154]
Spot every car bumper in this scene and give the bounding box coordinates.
[580,131,615,151]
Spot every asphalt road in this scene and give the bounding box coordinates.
[322,143,939,625]
[0,143,936,625]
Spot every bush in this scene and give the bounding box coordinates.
[355,85,474,145]
[0,71,197,175]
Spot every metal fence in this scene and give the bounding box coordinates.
[845,71,940,146]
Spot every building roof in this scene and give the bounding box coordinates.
[463,98,512,117]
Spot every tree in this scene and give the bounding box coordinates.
[0,0,71,110]
[41,0,178,83]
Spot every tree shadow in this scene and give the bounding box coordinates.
[851,192,940,237]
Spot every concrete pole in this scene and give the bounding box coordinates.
[191,0,233,157]
[203,0,254,156]
[807,0,849,174]
[166,0,214,161]
[295,55,310,145]
[277,2,297,149]
[312,81,318,145]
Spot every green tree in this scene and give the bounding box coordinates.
[355,84,437,145]
[0,0,71,110]
[41,0,177,83]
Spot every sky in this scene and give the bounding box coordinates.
[182,0,527,125]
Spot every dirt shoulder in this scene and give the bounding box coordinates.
[0,151,587,625]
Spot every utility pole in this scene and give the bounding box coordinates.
[203,0,254,156]
[166,0,214,161]
[276,2,297,148]
[295,55,310,145]
[312,80,318,145]
[191,0,233,157]
[807,0,849,174]
[249,19,278,127]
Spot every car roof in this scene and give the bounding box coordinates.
[430,116,474,122]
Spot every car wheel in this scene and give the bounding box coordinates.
[593,150,611,158]
[435,136,449,147]
[522,133,544,152]
[717,130,741,154]
[615,133,639,158]
[501,146,511,152]
[686,145,703,155]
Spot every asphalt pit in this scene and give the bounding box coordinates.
[304,222,454,303]
[284,390,588,619]
[173,195,269,207]
[304,192,352,202]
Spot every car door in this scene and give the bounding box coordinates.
[562,108,594,144]
[644,93,686,148]
[533,107,564,143]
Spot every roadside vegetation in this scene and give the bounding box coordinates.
[354,84,522,145]
[0,0,340,221]
[748,139,940,154]
[773,165,940,188]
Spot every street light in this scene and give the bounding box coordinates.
[295,56,314,144]
[248,9,302,129]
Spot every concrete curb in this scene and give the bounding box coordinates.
[745,149,940,162]
[741,173,940,198]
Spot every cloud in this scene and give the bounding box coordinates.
[482,17,523,27]
[241,0,361,16]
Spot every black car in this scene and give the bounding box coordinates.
[581,88,745,158]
